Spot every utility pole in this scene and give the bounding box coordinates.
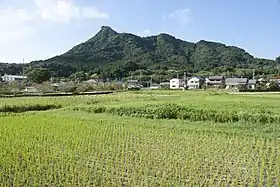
[22,58,25,76]
[139,70,142,84]
[177,72,179,79]
[183,72,187,90]
[277,62,280,75]
[22,58,25,91]
[253,69,255,80]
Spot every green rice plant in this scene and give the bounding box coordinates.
[75,103,280,125]
[0,104,61,113]
[1,91,280,185]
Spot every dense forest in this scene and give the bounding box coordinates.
[0,26,279,82]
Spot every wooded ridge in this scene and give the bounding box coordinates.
[0,26,278,80]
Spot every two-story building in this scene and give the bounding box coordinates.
[187,76,205,89]
[205,76,225,88]
[170,78,185,89]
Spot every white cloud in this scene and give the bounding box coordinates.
[0,8,35,41]
[81,7,109,19]
[35,0,109,23]
[0,0,109,42]
[143,29,151,35]
[166,8,191,25]
[137,29,151,37]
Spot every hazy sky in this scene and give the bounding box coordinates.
[1,0,280,63]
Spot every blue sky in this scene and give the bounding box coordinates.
[0,0,280,63]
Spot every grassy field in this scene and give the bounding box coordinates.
[1,90,280,186]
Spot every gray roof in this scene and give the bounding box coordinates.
[127,80,138,83]
[160,82,170,85]
[86,79,98,83]
[248,79,257,84]
[191,76,205,80]
[225,78,248,85]
[151,84,160,87]
[208,76,224,80]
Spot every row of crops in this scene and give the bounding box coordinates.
[0,114,279,186]
[0,104,61,113]
[1,91,280,186]
[71,103,280,124]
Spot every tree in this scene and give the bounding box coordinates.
[69,71,87,82]
[276,56,280,67]
[0,84,12,94]
[9,81,22,95]
[276,56,280,74]
[59,82,76,93]
[37,82,54,95]
[269,81,279,90]
[27,68,51,84]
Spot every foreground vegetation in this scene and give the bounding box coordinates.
[1,90,280,186]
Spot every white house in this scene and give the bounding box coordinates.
[170,78,185,89]
[1,74,27,82]
[187,76,205,89]
[247,80,257,90]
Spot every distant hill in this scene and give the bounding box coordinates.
[0,26,277,78]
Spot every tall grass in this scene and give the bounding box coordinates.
[72,103,280,124]
[0,104,61,113]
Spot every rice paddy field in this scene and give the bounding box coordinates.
[1,90,280,186]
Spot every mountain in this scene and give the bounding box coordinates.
[1,26,277,78]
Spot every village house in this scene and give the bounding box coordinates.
[1,74,27,83]
[270,76,280,83]
[225,78,248,89]
[205,76,225,88]
[170,78,185,89]
[247,80,257,90]
[187,76,205,89]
